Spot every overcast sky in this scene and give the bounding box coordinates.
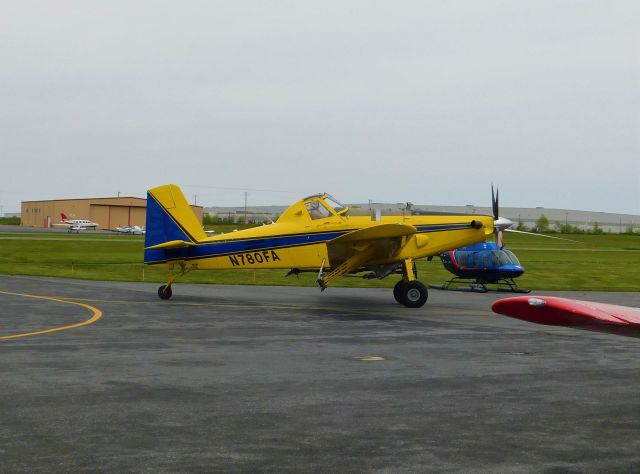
[1,1,638,214]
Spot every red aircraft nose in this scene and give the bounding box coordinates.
[491,296,561,325]
[492,296,640,336]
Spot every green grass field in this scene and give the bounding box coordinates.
[0,231,639,291]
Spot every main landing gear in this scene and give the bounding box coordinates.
[394,280,428,308]
[393,259,428,308]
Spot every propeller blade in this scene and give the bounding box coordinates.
[492,185,510,248]
[505,229,582,243]
[491,184,499,220]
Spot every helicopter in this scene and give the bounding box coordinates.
[429,186,572,293]
[435,240,526,292]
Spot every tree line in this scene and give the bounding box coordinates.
[517,215,636,235]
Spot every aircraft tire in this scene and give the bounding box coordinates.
[158,285,172,300]
[393,280,406,304]
[401,281,428,308]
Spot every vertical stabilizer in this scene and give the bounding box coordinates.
[145,185,206,260]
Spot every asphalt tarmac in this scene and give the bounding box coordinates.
[1,275,639,473]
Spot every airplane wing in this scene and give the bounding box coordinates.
[331,223,417,244]
[492,296,640,338]
[322,223,417,285]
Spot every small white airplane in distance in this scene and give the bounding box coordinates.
[54,212,99,232]
[115,225,146,235]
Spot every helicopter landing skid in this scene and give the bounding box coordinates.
[429,277,530,294]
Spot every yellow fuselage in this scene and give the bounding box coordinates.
[143,185,494,272]
[154,214,493,271]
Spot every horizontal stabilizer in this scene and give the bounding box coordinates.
[145,240,197,251]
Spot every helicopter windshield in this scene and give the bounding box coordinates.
[504,249,521,265]
[455,249,521,268]
[492,249,521,266]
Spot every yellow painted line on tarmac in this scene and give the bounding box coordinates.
[53,296,398,319]
[68,297,377,316]
[0,290,103,340]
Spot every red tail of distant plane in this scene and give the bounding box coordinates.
[61,212,70,222]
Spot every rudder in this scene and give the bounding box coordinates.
[144,184,207,263]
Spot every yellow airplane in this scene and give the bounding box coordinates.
[144,184,494,307]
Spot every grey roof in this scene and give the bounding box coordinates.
[206,203,640,232]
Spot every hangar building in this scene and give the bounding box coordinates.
[21,196,203,230]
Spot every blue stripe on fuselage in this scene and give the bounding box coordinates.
[144,230,348,264]
[144,222,476,264]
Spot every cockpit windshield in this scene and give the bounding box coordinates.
[305,201,331,220]
[503,249,521,265]
[301,194,349,220]
[454,249,521,268]
[324,195,348,214]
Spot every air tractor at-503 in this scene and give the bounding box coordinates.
[143,184,494,307]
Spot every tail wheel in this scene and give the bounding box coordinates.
[400,281,428,308]
[158,285,172,300]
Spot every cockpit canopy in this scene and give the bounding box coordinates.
[303,193,349,220]
[276,193,350,223]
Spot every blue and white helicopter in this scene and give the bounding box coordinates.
[430,187,572,293]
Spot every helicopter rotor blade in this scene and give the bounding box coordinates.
[505,228,582,243]
[490,184,581,246]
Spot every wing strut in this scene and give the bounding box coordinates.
[317,245,377,290]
